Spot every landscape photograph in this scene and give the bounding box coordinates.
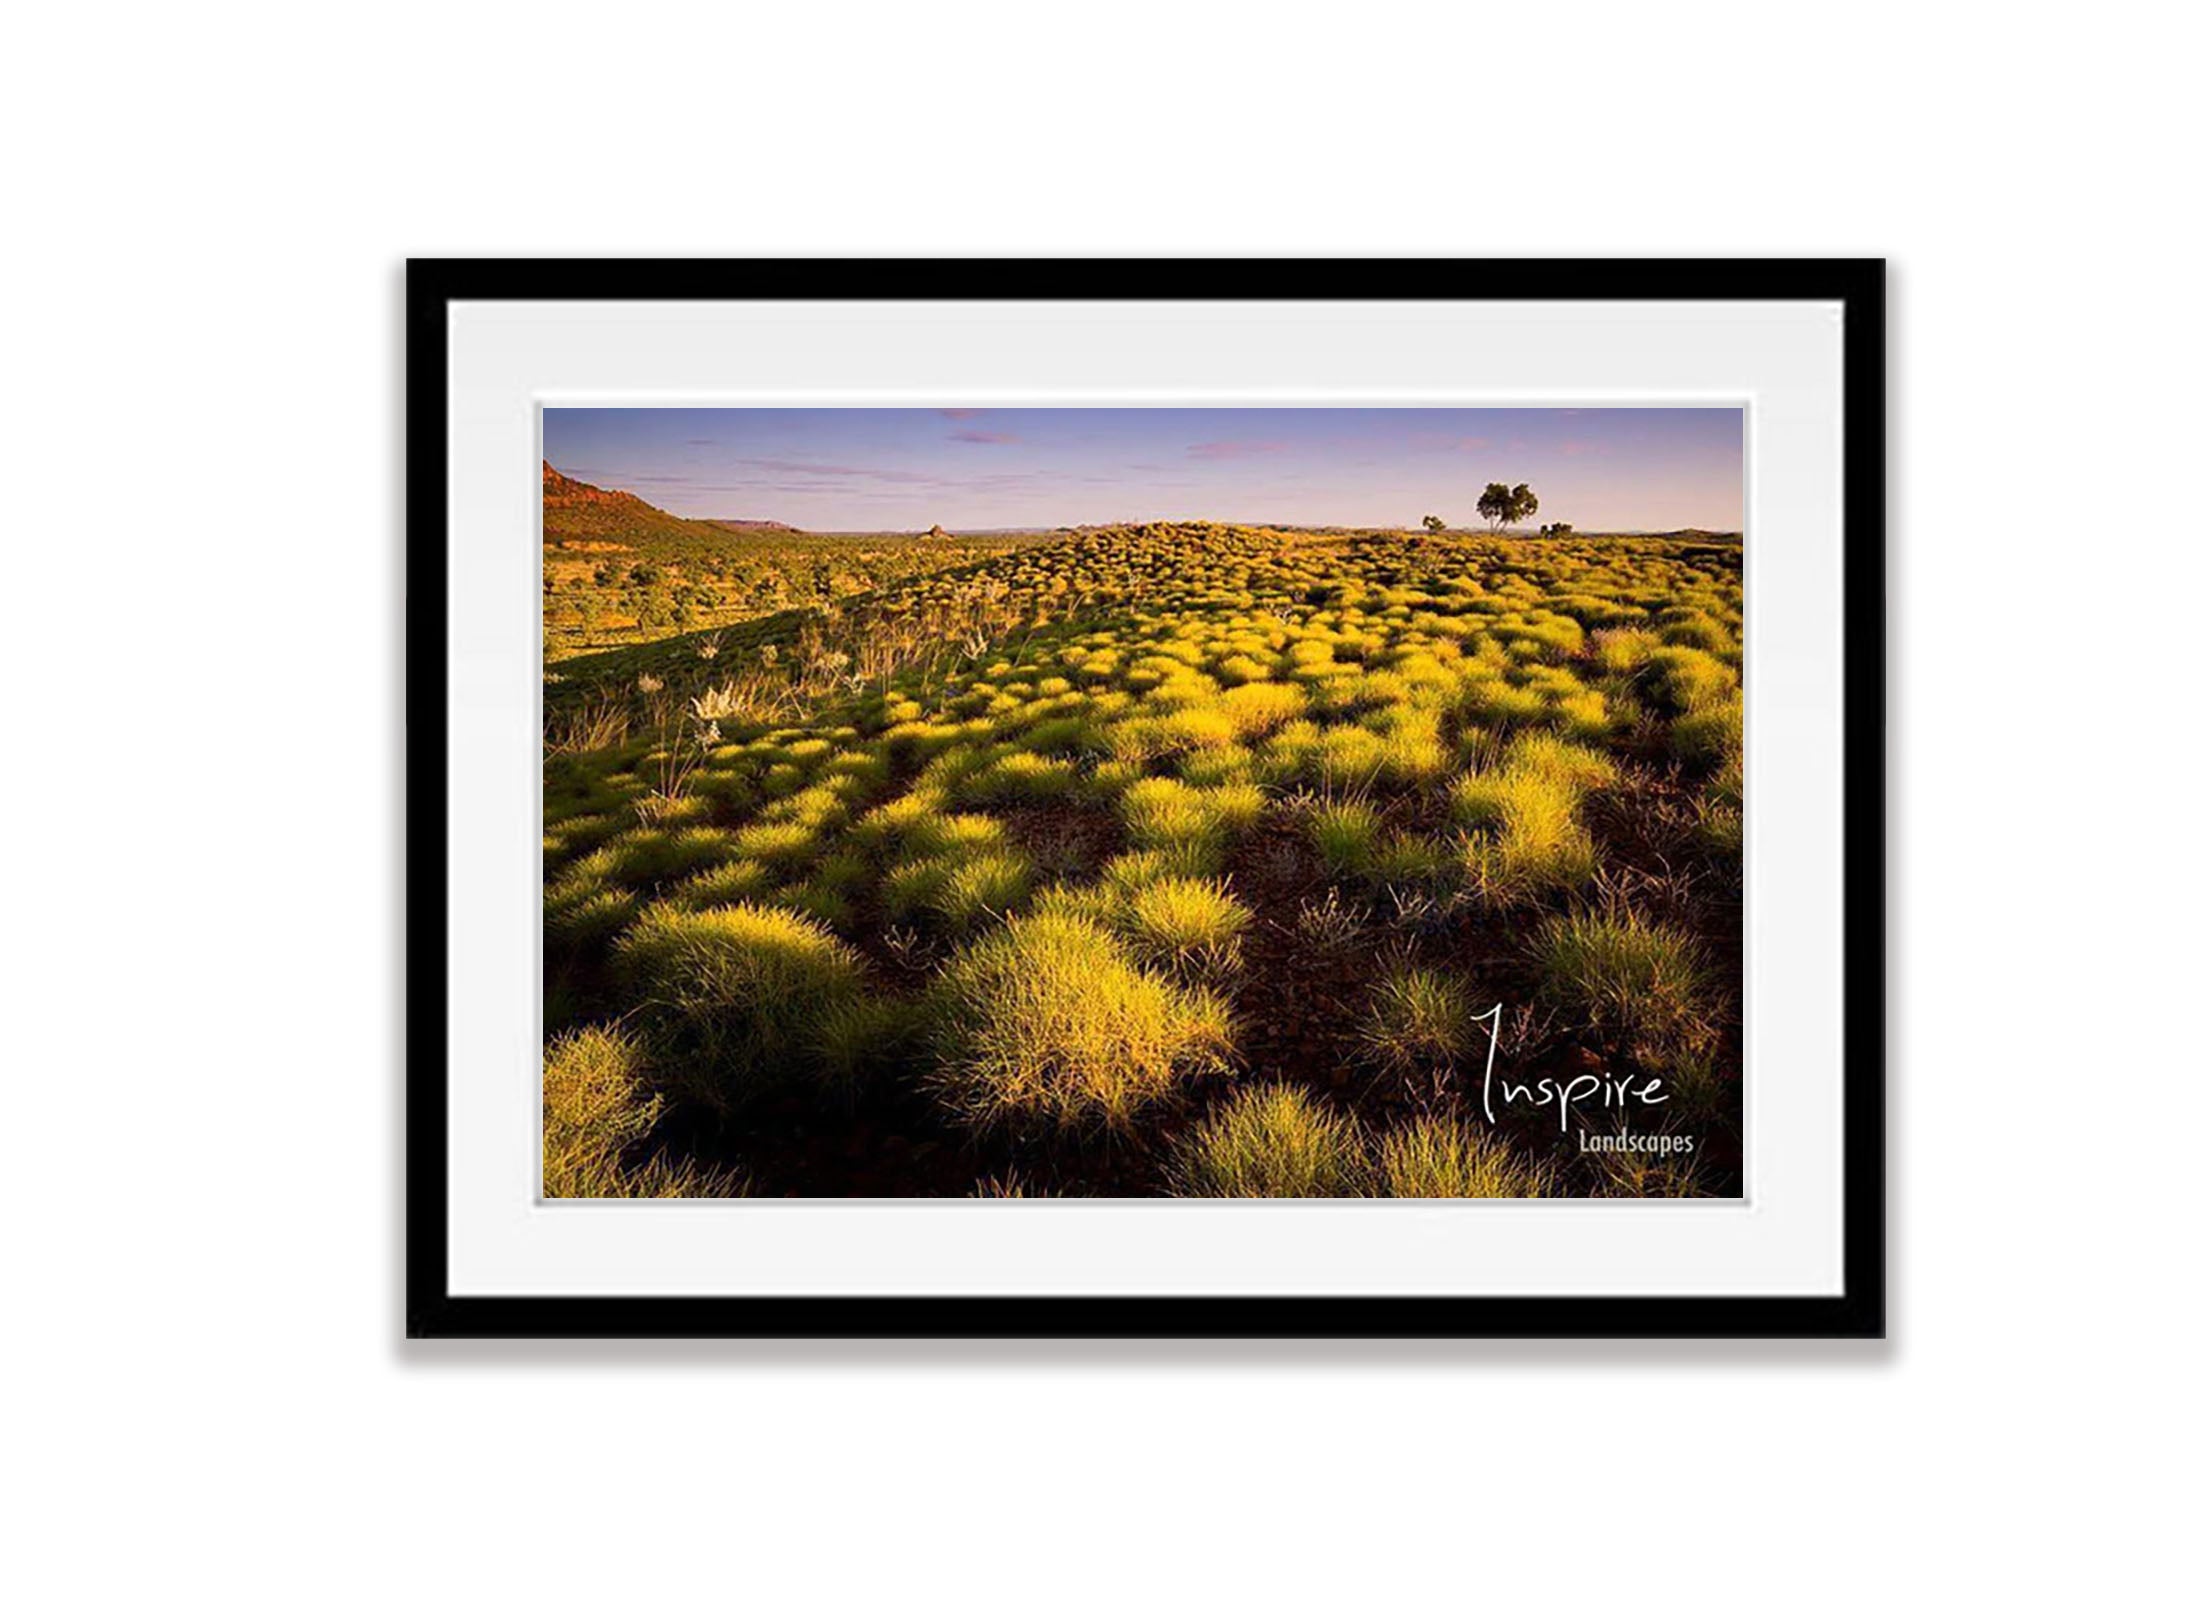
[540,406,1745,1199]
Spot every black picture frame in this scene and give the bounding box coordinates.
[406,258,1885,1339]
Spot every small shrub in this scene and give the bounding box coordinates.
[1532,907,1713,1053]
[1169,1083,1366,1198]
[1294,886,1372,953]
[1216,680,1308,738]
[1358,967,1479,1074]
[775,879,857,933]
[730,818,822,870]
[1670,695,1742,769]
[542,1026,747,1198]
[612,903,866,1104]
[668,857,772,911]
[1593,627,1660,673]
[1450,732,1613,902]
[1018,715,1105,756]
[1657,613,1734,654]
[598,827,738,889]
[934,851,1034,926]
[1179,744,1256,788]
[1373,705,1449,782]
[1695,798,1743,861]
[1373,832,1457,889]
[1304,797,1383,878]
[1112,876,1252,975]
[926,912,1231,1132]
[1371,1117,1550,1198]
[1639,647,1738,713]
[897,811,1010,861]
[1646,1045,1731,1127]
[961,750,1080,803]
[1121,776,1260,875]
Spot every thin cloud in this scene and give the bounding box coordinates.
[732,456,943,485]
[948,430,1023,446]
[1456,436,1492,452]
[1186,440,1287,461]
[938,408,986,421]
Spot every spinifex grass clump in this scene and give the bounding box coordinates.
[958,749,1081,804]
[1109,875,1252,976]
[1169,1083,1366,1198]
[542,1026,746,1198]
[1371,1117,1551,1199]
[1451,731,1617,902]
[596,826,739,889]
[1639,646,1738,713]
[1303,796,1383,878]
[925,911,1232,1133]
[1357,966,1481,1077]
[1669,693,1742,770]
[883,848,1033,929]
[612,902,866,1106]
[667,857,771,912]
[545,863,641,951]
[1531,905,1713,1054]
[1120,776,1262,875]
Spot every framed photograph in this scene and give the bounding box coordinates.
[407,258,1884,1337]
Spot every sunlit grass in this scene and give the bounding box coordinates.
[1532,906,1714,1053]
[1169,1082,1365,1198]
[1372,1117,1551,1198]
[545,521,1742,1198]
[1121,776,1262,875]
[926,911,1232,1132]
[612,902,866,1105]
[542,1026,747,1198]
[1109,875,1252,976]
[1303,796,1383,877]
[1357,966,1479,1076]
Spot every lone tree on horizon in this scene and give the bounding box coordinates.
[1478,482,1539,535]
[1422,513,1446,531]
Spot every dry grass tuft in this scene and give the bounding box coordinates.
[542,1026,747,1198]
[1169,1082,1366,1197]
[612,902,866,1104]
[926,912,1232,1133]
[1372,1117,1552,1198]
[1531,906,1714,1053]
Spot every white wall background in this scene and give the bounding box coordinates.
[5,4,2188,1594]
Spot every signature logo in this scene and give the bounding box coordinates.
[1472,1002,1671,1136]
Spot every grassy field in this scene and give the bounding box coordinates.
[543,506,1743,1199]
[542,463,1027,661]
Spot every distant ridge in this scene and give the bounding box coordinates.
[541,463,803,546]
[696,517,802,536]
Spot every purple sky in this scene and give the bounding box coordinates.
[544,407,1744,531]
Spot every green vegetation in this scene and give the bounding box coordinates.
[543,497,1742,1198]
[1372,1116,1553,1199]
[1358,967,1481,1078]
[1532,906,1715,1054]
[611,902,866,1107]
[543,1026,748,1198]
[926,912,1231,1133]
[1170,1083,1367,1198]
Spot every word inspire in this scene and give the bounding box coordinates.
[1474,1002,1668,1135]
